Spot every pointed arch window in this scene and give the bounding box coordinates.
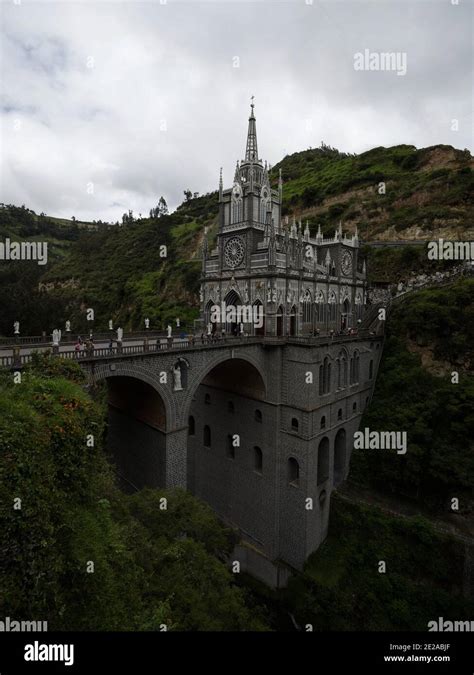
[328,291,337,322]
[302,290,312,324]
[288,457,300,486]
[351,350,360,384]
[322,356,331,394]
[254,446,263,474]
[315,290,325,325]
[232,197,243,224]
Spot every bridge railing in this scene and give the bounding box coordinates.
[0,331,385,370]
[0,330,168,349]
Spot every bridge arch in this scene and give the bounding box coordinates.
[180,351,267,428]
[185,351,269,530]
[91,362,175,429]
[92,369,172,492]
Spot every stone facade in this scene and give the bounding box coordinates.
[199,103,367,338]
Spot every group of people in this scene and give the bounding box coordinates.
[307,324,360,340]
[328,327,359,339]
[74,336,96,357]
[198,328,250,344]
[200,331,225,344]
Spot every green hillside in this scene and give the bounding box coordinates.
[271,143,473,239]
[350,278,474,509]
[0,356,266,631]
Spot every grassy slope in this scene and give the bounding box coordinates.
[271,144,473,239]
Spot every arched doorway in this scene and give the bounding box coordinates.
[224,290,242,336]
[341,298,351,330]
[328,292,337,329]
[276,305,284,336]
[302,290,312,334]
[105,376,167,491]
[334,428,346,486]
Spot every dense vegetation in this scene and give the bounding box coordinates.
[271,144,473,238]
[283,496,472,631]
[0,203,208,336]
[0,357,265,631]
[350,279,474,509]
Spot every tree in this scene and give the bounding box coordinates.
[150,197,169,219]
[121,210,134,225]
[158,196,168,216]
[183,189,192,202]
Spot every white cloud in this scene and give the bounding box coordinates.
[1,0,471,222]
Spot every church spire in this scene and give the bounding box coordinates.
[245,97,258,162]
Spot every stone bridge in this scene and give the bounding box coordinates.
[2,330,385,585]
[83,336,273,489]
[11,330,380,585]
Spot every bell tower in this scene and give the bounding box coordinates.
[215,100,282,276]
[200,101,367,338]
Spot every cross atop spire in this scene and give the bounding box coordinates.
[245,97,259,162]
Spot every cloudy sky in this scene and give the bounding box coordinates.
[1,0,472,222]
